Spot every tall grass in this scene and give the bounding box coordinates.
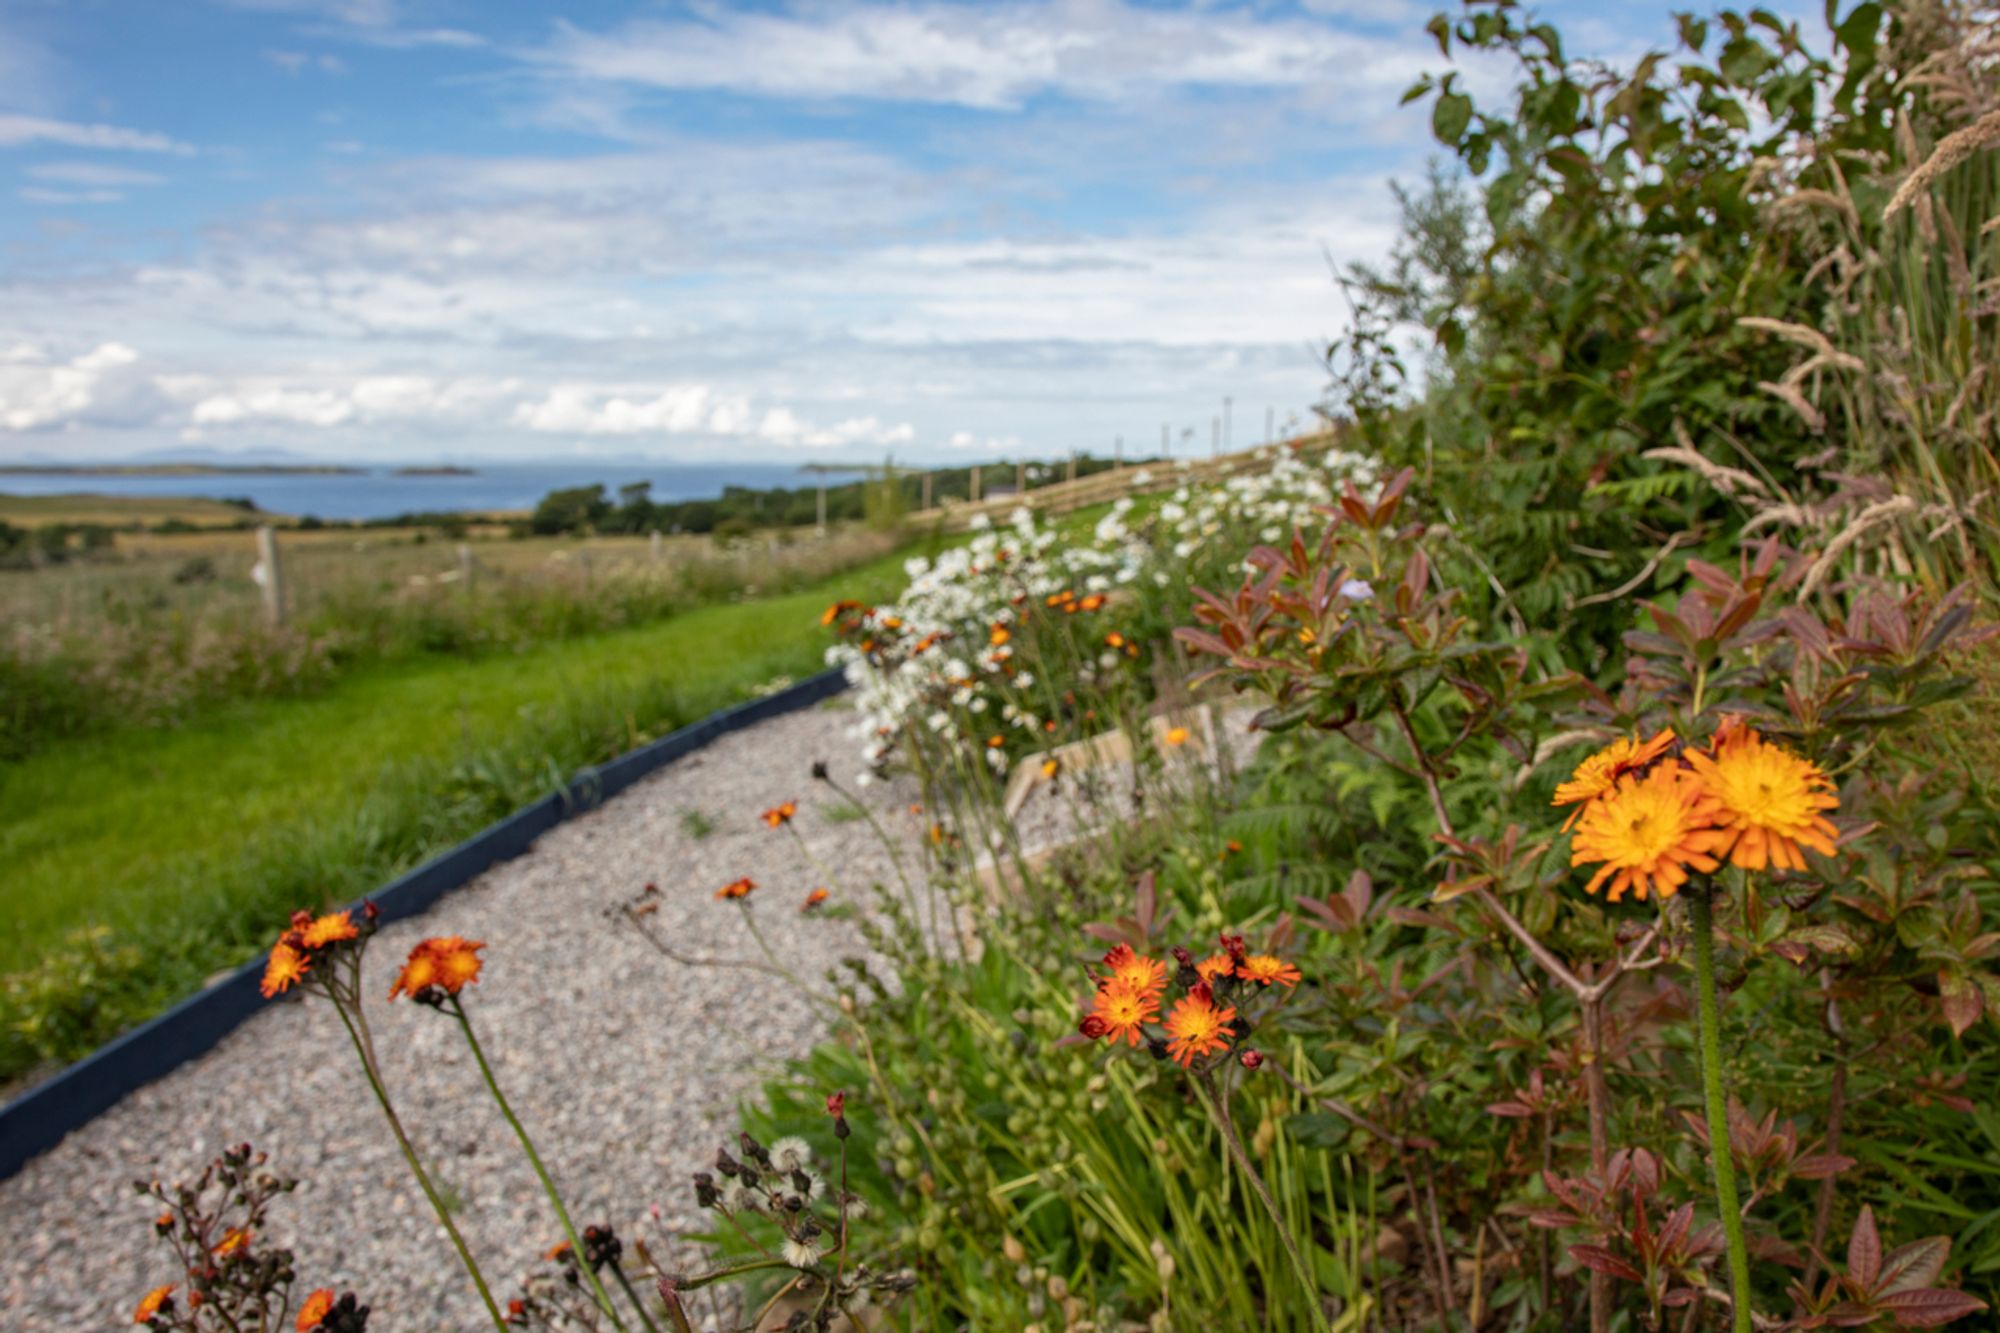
[1750,2,2000,596]
[0,526,898,759]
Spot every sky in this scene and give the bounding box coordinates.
[0,0,1702,465]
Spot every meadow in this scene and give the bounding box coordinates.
[0,525,913,1082]
[0,517,897,761]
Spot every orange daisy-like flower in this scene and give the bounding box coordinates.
[299,911,358,951]
[1079,594,1107,612]
[296,1289,335,1330]
[715,876,756,901]
[1237,954,1302,988]
[1683,727,1839,873]
[819,600,860,627]
[134,1285,174,1324]
[1163,985,1237,1067]
[1164,726,1190,747]
[760,801,797,828]
[1570,764,1730,902]
[1100,944,1167,997]
[547,1239,573,1262]
[802,888,829,912]
[261,943,309,998]
[1195,952,1235,984]
[389,936,485,999]
[986,734,1005,749]
[213,1227,251,1259]
[989,623,1012,646]
[1552,728,1677,829]
[1041,757,1061,779]
[1105,631,1126,649]
[1090,981,1160,1047]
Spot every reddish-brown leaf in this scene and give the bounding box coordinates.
[1848,1205,1882,1291]
[1872,1288,1989,1326]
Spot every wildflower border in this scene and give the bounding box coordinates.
[0,666,852,1181]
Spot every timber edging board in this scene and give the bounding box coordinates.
[0,666,851,1181]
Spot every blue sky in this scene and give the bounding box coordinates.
[0,0,1726,464]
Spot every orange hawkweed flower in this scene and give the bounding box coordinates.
[760,801,797,828]
[1163,985,1237,1067]
[1164,726,1190,747]
[987,734,1005,749]
[261,942,309,998]
[1237,954,1302,988]
[1570,764,1730,902]
[1090,981,1159,1047]
[1079,594,1106,611]
[547,1239,573,1261]
[1105,631,1126,648]
[296,1289,335,1330]
[989,623,1011,646]
[212,1227,250,1259]
[1041,757,1060,778]
[389,936,485,999]
[1552,728,1677,830]
[1684,726,1839,872]
[299,911,358,951]
[820,600,860,627]
[715,876,756,900]
[1195,952,1235,984]
[134,1285,174,1324]
[1100,944,1167,998]
[802,888,829,912]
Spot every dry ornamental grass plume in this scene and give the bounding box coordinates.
[1886,107,2000,219]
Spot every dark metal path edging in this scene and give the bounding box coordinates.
[0,666,851,1182]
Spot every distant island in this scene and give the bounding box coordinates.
[392,465,478,477]
[0,463,362,477]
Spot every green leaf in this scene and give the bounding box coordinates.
[1432,91,1474,147]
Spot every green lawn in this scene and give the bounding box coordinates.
[0,550,908,1075]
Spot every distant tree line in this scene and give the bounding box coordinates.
[523,455,1142,538]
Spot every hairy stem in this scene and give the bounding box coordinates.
[330,997,506,1331]
[452,1000,627,1330]
[1195,1069,1328,1331]
[1690,887,1754,1333]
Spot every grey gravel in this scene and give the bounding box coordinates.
[0,700,923,1332]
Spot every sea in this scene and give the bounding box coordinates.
[0,461,824,521]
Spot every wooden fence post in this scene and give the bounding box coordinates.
[650,529,664,563]
[971,464,983,503]
[253,524,286,627]
[921,470,933,511]
[457,542,475,590]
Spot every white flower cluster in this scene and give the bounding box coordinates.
[829,446,1379,769]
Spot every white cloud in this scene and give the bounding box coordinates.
[19,186,124,205]
[511,385,914,450]
[532,1,1439,111]
[0,341,164,431]
[26,162,168,186]
[0,113,195,155]
[264,49,348,74]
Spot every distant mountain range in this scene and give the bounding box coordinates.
[0,463,363,477]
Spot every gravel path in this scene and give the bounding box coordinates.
[0,700,924,1331]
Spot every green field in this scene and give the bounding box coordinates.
[0,491,271,526]
[0,549,908,1078]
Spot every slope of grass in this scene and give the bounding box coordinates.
[0,549,909,1081]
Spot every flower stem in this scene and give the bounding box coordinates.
[329,996,507,1331]
[451,1000,628,1331]
[1689,887,1753,1333]
[609,1262,665,1333]
[1194,1069,1327,1331]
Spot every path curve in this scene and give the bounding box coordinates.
[0,700,918,1330]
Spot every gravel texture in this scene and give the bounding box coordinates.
[0,699,924,1331]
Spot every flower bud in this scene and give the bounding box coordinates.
[1240,1049,1264,1071]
